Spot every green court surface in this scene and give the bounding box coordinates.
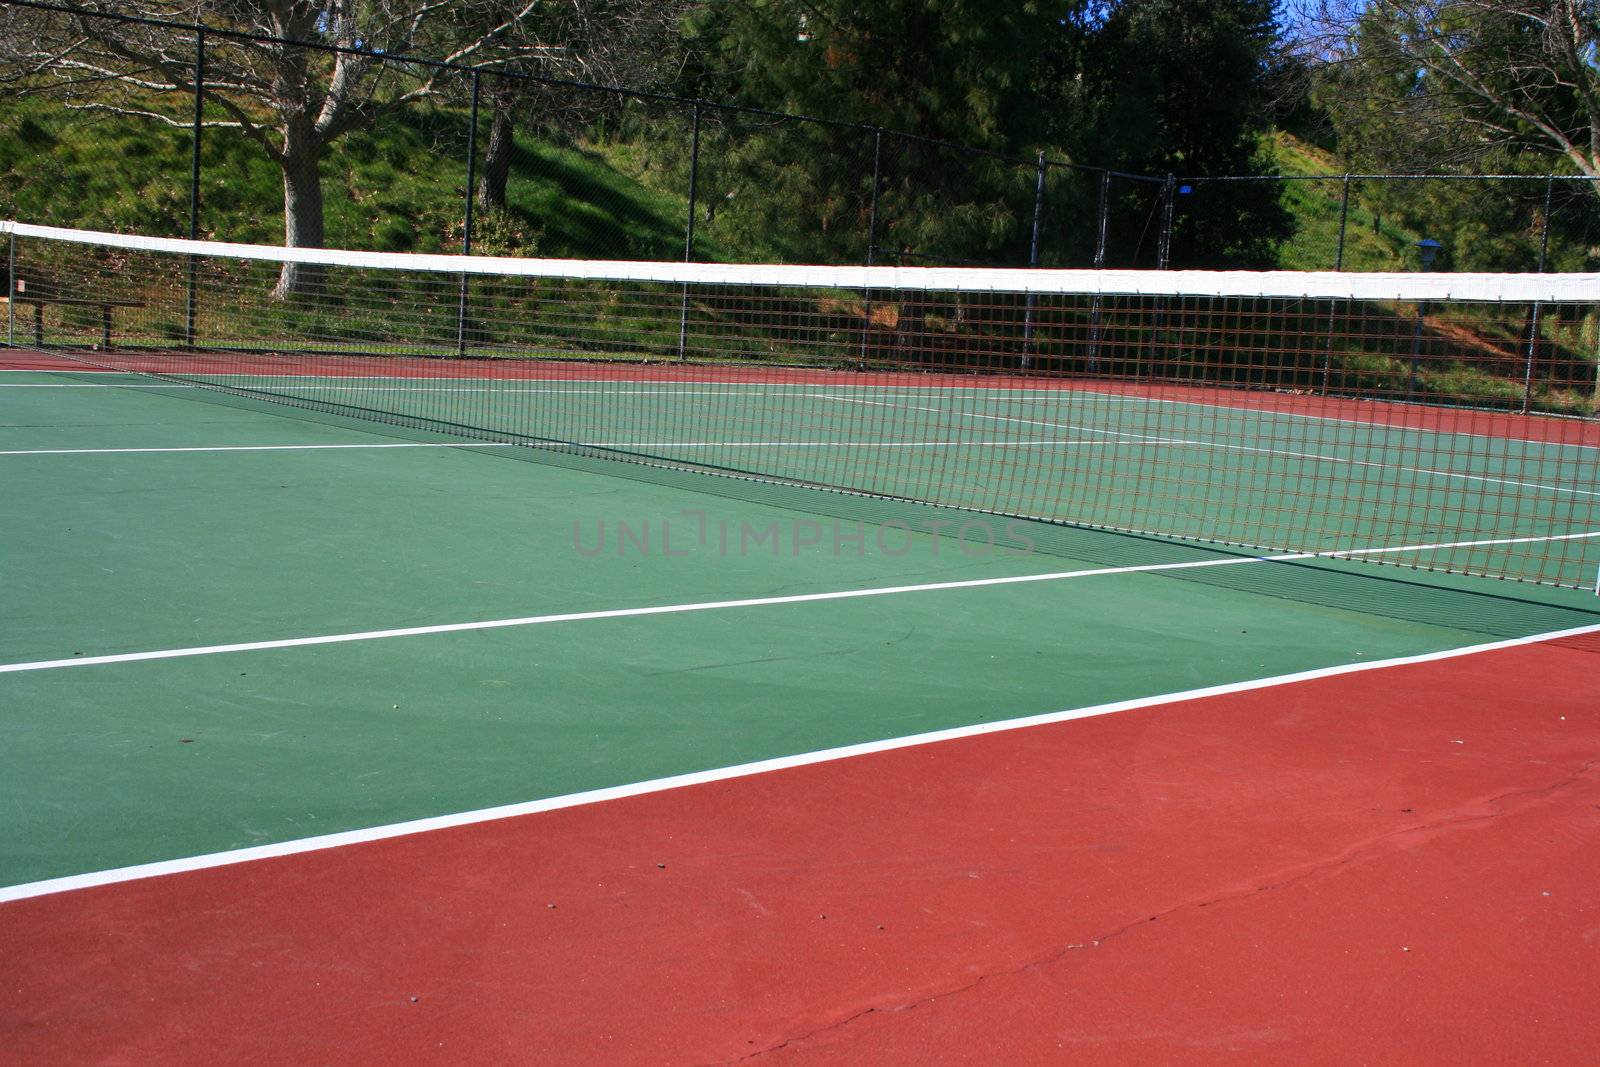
[3,370,1599,891]
[51,364,1600,588]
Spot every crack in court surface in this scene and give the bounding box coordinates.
[727,756,1600,1062]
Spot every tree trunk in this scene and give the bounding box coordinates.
[477,105,515,213]
[272,132,327,300]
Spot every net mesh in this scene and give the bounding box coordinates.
[6,220,1599,589]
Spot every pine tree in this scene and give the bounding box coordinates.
[677,0,1070,265]
[1060,0,1292,268]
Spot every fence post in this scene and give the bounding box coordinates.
[1156,174,1176,270]
[1334,174,1350,271]
[456,70,481,358]
[683,104,701,262]
[1021,151,1046,370]
[1087,170,1111,374]
[858,128,884,367]
[185,27,204,347]
[1320,174,1351,394]
[866,129,883,266]
[1093,170,1111,268]
[1589,328,1599,591]
[7,230,15,348]
[1151,174,1176,381]
[1408,301,1426,401]
[1591,324,1600,428]
[1521,174,1555,414]
[1028,152,1047,269]
[677,103,702,362]
[462,71,481,256]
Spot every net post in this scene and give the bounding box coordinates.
[858,128,884,368]
[1021,150,1045,370]
[678,103,701,362]
[185,26,204,348]
[1521,174,1555,414]
[456,69,481,360]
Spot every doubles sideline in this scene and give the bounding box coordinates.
[3,530,1597,677]
[3,617,1597,905]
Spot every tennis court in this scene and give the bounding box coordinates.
[5,225,1600,1061]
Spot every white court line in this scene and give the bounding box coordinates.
[0,442,522,456]
[8,383,1593,496]
[10,374,1598,484]
[7,376,1596,451]
[0,372,1134,387]
[4,369,1600,430]
[1151,435,1600,500]
[821,393,1600,499]
[0,553,1300,674]
[820,391,1145,440]
[4,616,1598,905]
[1327,529,1600,557]
[1065,384,1600,452]
[0,381,1164,402]
[3,529,1596,678]
[0,439,1123,457]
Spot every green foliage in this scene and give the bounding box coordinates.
[684,0,1058,145]
[675,0,1069,264]
[1061,0,1291,268]
[0,95,703,263]
[509,134,692,261]
[1268,132,1428,271]
[1,1,1306,271]
[1313,1,1600,273]
[0,99,196,236]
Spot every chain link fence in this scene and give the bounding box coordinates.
[5,3,1600,282]
[0,4,1178,276]
[1164,172,1600,415]
[2,3,1596,416]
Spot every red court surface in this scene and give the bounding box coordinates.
[9,353,1597,448]
[6,633,1598,1063]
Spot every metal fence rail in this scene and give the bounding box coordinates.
[2,2,1597,418]
[0,0,1168,274]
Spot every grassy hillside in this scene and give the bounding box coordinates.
[1271,132,1597,414]
[2,101,1592,415]
[0,102,1484,275]
[1267,131,1432,272]
[0,96,712,262]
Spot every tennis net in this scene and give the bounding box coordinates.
[6,220,1599,589]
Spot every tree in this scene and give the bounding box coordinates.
[468,1,688,215]
[1059,0,1293,268]
[677,0,1073,265]
[1308,1,1600,184]
[4,2,552,295]
[1298,1,1600,272]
